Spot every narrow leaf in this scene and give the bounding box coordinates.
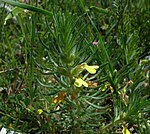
[2,0,52,16]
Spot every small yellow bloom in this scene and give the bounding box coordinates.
[81,63,99,74]
[37,109,43,115]
[106,108,112,112]
[9,123,13,129]
[52,96,63,103]
[74,78,88,87]
[99,82,113,92]
[101,84,108,91]
[52,91,66,104]
[122,125,131,134]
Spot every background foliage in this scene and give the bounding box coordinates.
[0,0,150,133]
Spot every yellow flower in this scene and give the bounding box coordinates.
[9,123,13,129]
[52,91,66,104]
[81,63,99,74]
[122,125,131,134]
[101,84,108,91]
[99,82,113,92]
[74,78,88,87]
[37,109,43,115]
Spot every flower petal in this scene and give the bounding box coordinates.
[90,65,99,69]
[92,42,98,45]
[84,66,97,74]
[74,78,88,87]
[81,80,88,87]
[52,96,59,103]
[37,109,43,115]
[122,125,131,134]
[74,78,82,87]
[52,91,66,104]
[81,63,99,74]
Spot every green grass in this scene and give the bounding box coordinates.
[0,0,149,133]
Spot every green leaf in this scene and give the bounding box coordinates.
[53,74,68,88]
[2,0,52,16]
[89,6,113,16]
[4,7,24,25]
[84,99,109,110]
[36,78,55,88]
